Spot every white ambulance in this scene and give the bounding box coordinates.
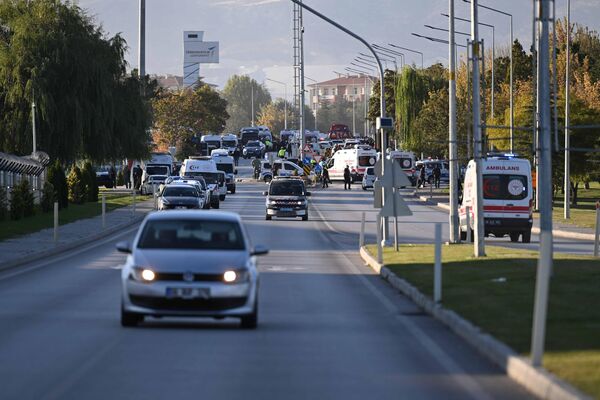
[180,157,227,201]
[460,155,533,243]
[325,147,377,182]
[388,150,417,186]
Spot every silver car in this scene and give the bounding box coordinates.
[117,211,268,328]
[362,167,376,190]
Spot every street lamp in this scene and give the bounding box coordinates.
[441,13,496,117]
[463,0,513,152]
[388,43,424,69]
[411,33,467,48]
[265,78,288,130]
[564,0,571,219]
[370,45,405,69]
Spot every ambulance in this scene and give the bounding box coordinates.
[325,147,377,182]
[388,150,417,186]
[460,155,533,243]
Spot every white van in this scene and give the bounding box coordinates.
[211,151,237,194]
[200,134,222,152]
[326,147,377,181]
[460,155,533,243]
[388,150,416,186]
[220,134,238,155]
[272,159,305,178]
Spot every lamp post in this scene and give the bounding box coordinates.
[388,44,424,69]
[463,0,512,152]
[448,0,459,244]
[265,78,288,130]
[564,0,571,219]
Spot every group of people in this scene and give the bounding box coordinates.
[417,164,442,189]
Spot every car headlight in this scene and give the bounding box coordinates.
[223,269,249,283]
[131,267,156,282]
[296,201,305,205]
[268,200,277,205]
[160,198,169,204]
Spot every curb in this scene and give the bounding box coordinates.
[0,213,146,273]
[359,246,591,400]
[414,195,595,241]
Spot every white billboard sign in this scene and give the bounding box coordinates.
[184,41,219,64]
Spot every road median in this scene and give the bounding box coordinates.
[360,244,596,400]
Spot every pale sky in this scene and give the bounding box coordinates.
[79,0,599,98]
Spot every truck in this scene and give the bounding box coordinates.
[327,124,352,140]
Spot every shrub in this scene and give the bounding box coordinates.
[82,161,98,202]
[10,179,35,220]
[47,160,68,209]
[41,181,55,213]
[0,186,8,221]
[116,169,124,186]
[67,165,86,204]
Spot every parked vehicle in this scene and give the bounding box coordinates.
[117,211,269,328]
[96,165,116,188]
[362,167,376,190]
[211,151,237,194]
[388,150,417,186]
[220,134,238,156]
[416,159,450,184]
[240,127,259,146]
[178,177,211,209]
[200,134,221,153]
[141,175,168,195]
[327,124,352,140]
[139,152,174,186]
[325,147,377,182]
[157,184,205,210]
[180,158,221,208]
[243,140,265,159]
[259,160,273,182]
[460,155,533,243]
[263,178,311,221]
[272,159,305,178]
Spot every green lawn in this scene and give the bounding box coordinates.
[367,244,600,399]
[551,182,600,229]
[0,194,137,241]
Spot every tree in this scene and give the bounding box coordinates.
[222,75,271,134]
[0,0,154,162]
[81,161,98,202]
[256,99,290,138]
[152,84,229,154]
[40,181,55,213]
[47,160,68,209]
[67,165,85,204]
[10,179,34,220]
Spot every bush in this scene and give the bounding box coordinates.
[82,161,98,202]
[0,186,8,221]
[116,169,124,187]
[67,165,86,204]
[41,181,55,212]
[10,179,35,220]
[47,160,68,209]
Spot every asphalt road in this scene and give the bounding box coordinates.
[0,167,538,399]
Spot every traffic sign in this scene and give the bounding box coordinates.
[376,159,411,188]
[374,181,382,208]
[380,189,412,217]
[376,117,394,130]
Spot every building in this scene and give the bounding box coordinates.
[152,74,218,92]
[306,74,374,112]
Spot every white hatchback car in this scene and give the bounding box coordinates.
[117,211,268,328]
[361,167,376,190]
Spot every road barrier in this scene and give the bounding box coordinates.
[434,223,442,303]
[53,202,59,243]
[595,201,599,257]
[359,211,366,248]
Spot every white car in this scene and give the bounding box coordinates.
[362,167,376,190]
[117,211,269,328]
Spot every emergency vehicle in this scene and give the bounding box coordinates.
[179,157,226,202]
[460,155,533,243]
[220,134,238,155]
[211,150,237,194]
[325,147,377,182]
[388,150,417,186]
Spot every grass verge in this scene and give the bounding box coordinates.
[0,194,137,241]
[366,244,600,399]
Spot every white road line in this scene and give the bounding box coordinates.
[311,197,494,400]
[0,226,139,282]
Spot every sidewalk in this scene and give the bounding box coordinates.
[0,199,155,271]
[412,189,597,241]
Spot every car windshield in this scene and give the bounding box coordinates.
[216,164,234,174]
[358,155,376,167]
[162,187,198,197]
[181,176,206,189]
[194,172,223,185]
[138,219,245,250]
[366,168,375,176]
[246,141,260,147]
[269,181,305,196]
[483,174,528,200]
[146,165,169,175]
[222,140,236,147]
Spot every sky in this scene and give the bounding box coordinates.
[78,0,600,98]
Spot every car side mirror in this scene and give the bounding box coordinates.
[305,192,311,196]
[116,241,132,254]
[251,245,269,256]
[262,191,268,196]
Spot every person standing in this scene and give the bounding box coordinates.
[322,167,330,188]
[433,164,441,189]
[278,146,286,159]
[122,164,130,189]
[418,165,426,188]
[233,147,240,166]
[343,165,352,190]
[252,157,261,180]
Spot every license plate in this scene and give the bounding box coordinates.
[485,219,502,226]
[166,287,210,299]
[175,206,187,209]
[280,208,293,212]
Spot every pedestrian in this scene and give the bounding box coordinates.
[122,164,130,189]
[109,165,117,188]
[252,157,261,180]
[433,164,441,189]
[418,165,426,188]
[322,167,330,188]
[233,147,240,166]
[133,165,142,190]
[343,165,352,190]
[278,146,286,159]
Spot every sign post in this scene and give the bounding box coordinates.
[594,201,600,257]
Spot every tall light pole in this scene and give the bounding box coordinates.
[265,78,288,130]
[251,84,255,127]
[531,0,553,368]
[138,0,145,79]
[388,44,424,69]
[449,0,459,244]
[471,0,485,257]
[464,0,512,152]
[564,0,571,219]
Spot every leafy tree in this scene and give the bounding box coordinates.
[257,99,290,137]
[40,181,55,213]
[152,84,229,153]
[10,179,34,220]
[222,75,271,134]
[81,161,98,202]
[316,98,364,134]
[0,186,8,220]
[67,165,85,204]
[47,160,68,209]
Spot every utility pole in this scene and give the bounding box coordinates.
[449,0,459,243]
[471,0,485,256]
[138,0,145,79]
[531,0,554,368]
[251,84,255,126]
[299,2,306,159]
[31,96,37,154]
[564,0,571,219]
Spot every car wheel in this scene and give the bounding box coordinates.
[509,232,520,242]
[121,306,143,327]
[264,176,272,183]
[522,230,532,243]
[460,228,467,241]
[362,185,367,191]
[213,201,220,209]
[219,195,226,201]
[302,214,308,221]
[265,214,272,221]
[231,187,236,194]
[240,298,258,329]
